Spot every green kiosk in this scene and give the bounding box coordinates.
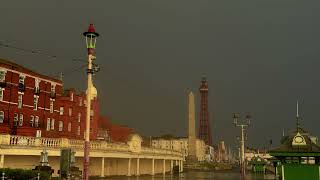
[250,156,267,174]
[269,103,320,180]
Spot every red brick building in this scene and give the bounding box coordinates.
[0,58,133,141]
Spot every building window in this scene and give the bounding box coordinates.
[77,126,80,135]
[0,88,4,101]
[18,94,23,108]
[30,115,34,127]
[78,113,81,122]
[50,99,54,113]
[0,70,6,82]
[13,113,18,126]
[79,98,83,106]
[0,111,4,123]
[58,121,63,131]
[35,78,40,88]
[51,84,55,93]
[69,108,72,116]
[19,114,23,126]
[36,130,41,138]
[51,119,55,130]
[68,122,71,132]
[46,118,51,131]
[19,75,25,85]
[18,75,25,92]
[35,78,40,93]
[71,92,74,101]
[84,100,87,107]
[33,96,39,110]
[35,116,39,128]
[60,107,64,115]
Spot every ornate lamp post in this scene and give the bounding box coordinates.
[233,113,251,177]
[83,24,99,180]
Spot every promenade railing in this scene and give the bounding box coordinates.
[0,134,182,157]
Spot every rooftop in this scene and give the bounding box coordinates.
[0,58,62,84]
[269,127,320,156]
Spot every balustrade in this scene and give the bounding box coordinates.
[2,135,183,157]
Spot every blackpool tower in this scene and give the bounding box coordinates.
[198,76,212,146]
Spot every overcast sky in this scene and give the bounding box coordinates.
[1,0,320,150]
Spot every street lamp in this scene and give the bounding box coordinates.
[233,112,251,177]
[83,23,99,180]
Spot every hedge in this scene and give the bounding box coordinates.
[0,168,50,180]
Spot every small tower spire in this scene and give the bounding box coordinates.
[296,100,299,118]
[296,100,300,132]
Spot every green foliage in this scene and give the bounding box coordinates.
[0,168,50,180]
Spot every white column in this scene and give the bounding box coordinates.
[179,160,183,173]
[163,159,166,175]
[181,160,184,172]
[136,158,140,176]
[0,155,4,168]
[281,165,285,180]
[170,160,173,174]
[100,157,105,177]
[127,158,131,176]
[152,159,155,175]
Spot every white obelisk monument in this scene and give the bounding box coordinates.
[187,91,197,163]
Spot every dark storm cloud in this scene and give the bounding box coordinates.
[1,0,320,149]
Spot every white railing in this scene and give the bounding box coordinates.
[0,134,183,157]
[141,147,182,156]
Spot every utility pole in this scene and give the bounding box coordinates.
[233,113,251,177]
[83,24,99,180]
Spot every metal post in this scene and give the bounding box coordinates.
[83,54,93,180]
[83,23,99,180]
[233,113,251,178]
[240,125,245,176]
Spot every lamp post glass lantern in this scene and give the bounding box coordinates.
[83,24,99,49]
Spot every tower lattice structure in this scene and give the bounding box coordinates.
[198,76,212,146]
